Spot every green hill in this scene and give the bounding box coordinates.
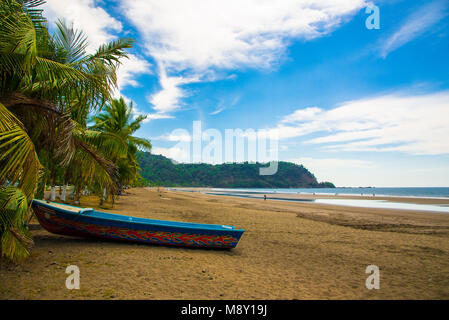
[138,153,335,188]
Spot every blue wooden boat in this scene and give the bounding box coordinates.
[31,200,244,249]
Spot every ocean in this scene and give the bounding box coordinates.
[209,187,449,199]
[168,187,449,213]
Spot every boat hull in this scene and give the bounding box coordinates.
[31,200,244,249]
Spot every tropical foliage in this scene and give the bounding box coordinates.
[91,97,152,196]
[0,1,151,261]
[139,153,335,188]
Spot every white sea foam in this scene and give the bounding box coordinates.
[314,199,449,213]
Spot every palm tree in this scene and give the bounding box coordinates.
[63,98,128,204]
[91,97,152,198]
[0,0,134,261]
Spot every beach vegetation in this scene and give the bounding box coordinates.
[138,153,335,188]
[0,1,150,261]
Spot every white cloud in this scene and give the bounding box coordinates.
[111,54,152,99]
[291,157,449,187]
[268,91,449,155]
[145,113,175,121]
[129,105,147,122]
[117,96,171,124]
[116,54,152,89]
[210,106,227,116]
[210,95,241,115]
[122,0,366,72]
[156,132,192,142]
[380,0,449,58]
[281,107,322,123]
[44,0,152,98]
[43,0,122,53]
[290,157,375,184]
[133,110,175,123]
[147,66,199,115]
[292,157,375,169]
[152,147,189,162]
[122,0,367,118]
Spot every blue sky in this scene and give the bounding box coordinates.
[42,0,449,187]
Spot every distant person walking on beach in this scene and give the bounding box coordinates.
[264,195,267,201]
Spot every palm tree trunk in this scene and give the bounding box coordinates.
[74,184,82,205]
[49,169,56,202]
[50,186,56,201]
[36,175,47,200]
[61,171,70,202]
[61,184,67,202]
[100,187,107,205]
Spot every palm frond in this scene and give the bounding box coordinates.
[72,135,119,191]
[0,1,140,261]
[77,38,135,67]
[129,136,152,151]
[80,128,128,159]
[0,102,41,201]
[53,19,88,64]
[0,1,38,70]
[0,186,33,261]
[2,93,75,166]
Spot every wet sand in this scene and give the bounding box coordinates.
[175,187,449,204]
[1,187,449,299]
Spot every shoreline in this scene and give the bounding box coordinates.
[1,187,449,299]
[167,187,449,211]
[168,187,449,201]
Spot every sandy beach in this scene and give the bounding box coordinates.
[1,187,449,299]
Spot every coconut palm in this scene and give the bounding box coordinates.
[91,97,152,195]
[0,0,135,261]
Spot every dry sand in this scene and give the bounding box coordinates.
[1,187,449,299]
